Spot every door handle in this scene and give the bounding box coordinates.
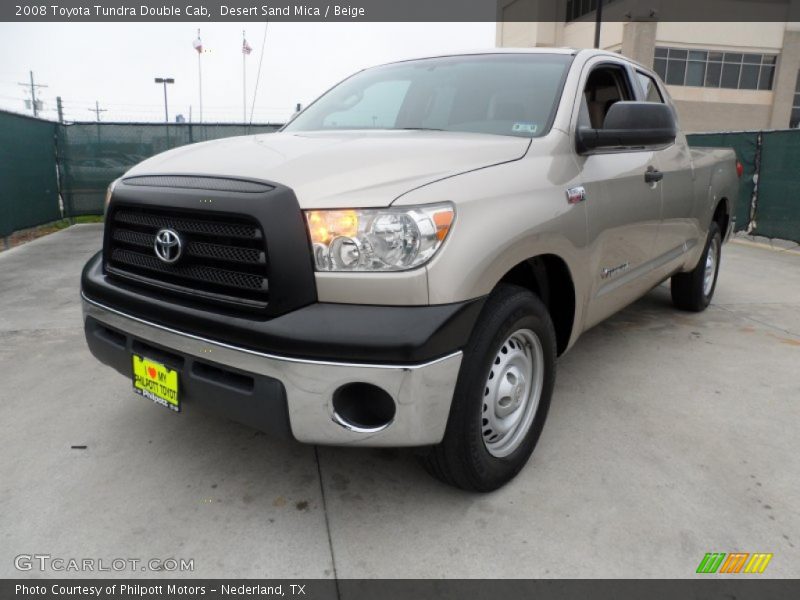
[645,166,663,184]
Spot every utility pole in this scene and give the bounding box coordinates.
[154,77,175,122]
[18,70,47,117]
[56,96,64,123]
[88,100,106,122]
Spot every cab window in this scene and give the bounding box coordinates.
[636,71,664,103]
[578,64,635,129]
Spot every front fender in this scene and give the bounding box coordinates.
[396,150,590,351]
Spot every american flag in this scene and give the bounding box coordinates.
[242,38,252,55]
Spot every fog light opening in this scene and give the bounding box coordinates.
[332,383,396,433]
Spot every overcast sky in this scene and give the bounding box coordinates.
[0,22,496,124]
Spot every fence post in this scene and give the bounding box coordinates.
[54,123,69,222]
[747,131,763,234]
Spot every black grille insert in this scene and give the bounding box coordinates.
[106,205,269,309]
[114,210,260,240]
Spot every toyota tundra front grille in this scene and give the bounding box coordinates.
[105,205,269,310]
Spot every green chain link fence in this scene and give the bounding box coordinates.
[58,122,282,216]
[1,111,281,241]
[687,129,800,242]
[0,111,61,238]
[755,130,800,241]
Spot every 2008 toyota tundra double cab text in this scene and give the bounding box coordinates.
[82,49,739,491]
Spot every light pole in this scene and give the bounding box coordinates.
[154,77,175,122]
[594,0,604,49]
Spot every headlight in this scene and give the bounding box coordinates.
[104,178,120,213]
[305,203,454,272]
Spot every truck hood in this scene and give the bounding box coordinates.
[124,130,530,208]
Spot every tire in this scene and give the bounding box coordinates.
[671,222,722,312]
[421,283,557,492]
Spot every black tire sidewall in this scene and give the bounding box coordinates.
[701,225,722,305]
[671,221,723,312]
[446,285,557,490]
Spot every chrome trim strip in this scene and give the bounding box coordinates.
[81,293,460,371]
[332,411,394,434]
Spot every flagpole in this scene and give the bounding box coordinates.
[197,28,203,123]
[243,30,247,123]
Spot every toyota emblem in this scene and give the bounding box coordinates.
[154,228,183,264]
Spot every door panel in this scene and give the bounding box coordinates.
[580,151,662,329]
[634,70,698,270]
[571,61,664,329]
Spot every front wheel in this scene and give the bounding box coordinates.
[421,284,557,492]
[671,222,722,312]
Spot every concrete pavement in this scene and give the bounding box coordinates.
[1,225,798,579]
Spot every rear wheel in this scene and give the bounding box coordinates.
[422,284,557,492]
[671,222,722,312]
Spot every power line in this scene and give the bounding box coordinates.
[0,99,291,121]
[1,83,292,113]
[56,98,290,111]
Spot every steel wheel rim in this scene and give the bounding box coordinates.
[703,237,719,297]
[481,328,544,458]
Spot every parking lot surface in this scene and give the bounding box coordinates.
[1,224,798,578]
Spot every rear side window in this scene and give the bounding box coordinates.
[637,71,664,103]
[579,64,635,129]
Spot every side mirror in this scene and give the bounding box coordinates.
[576,101,677,153]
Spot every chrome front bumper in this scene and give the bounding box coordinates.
[82,296,461,446]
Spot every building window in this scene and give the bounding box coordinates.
[653,47,776,90]
[792,72,800,128]
[566,0,617,22]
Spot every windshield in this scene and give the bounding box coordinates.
[284,54,572,138]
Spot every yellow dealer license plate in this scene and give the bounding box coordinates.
[132,355,180,412]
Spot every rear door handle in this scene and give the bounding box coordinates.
[645,166,664,184]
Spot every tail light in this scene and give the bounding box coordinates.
[736,160,744,178]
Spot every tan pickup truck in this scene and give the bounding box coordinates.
[82,49,739,491]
